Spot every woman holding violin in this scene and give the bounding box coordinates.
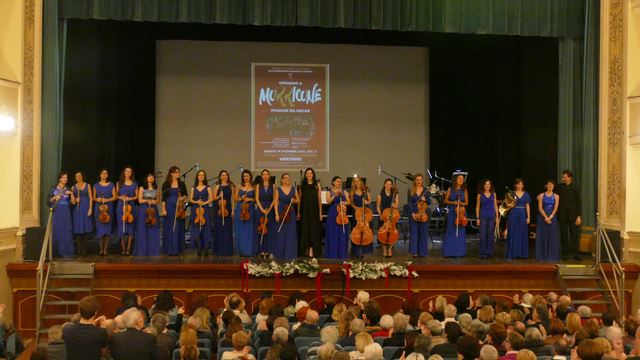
[235,170,257,257]
[48,171,75,257]
[93,168,116,256]
[212,170,234,256]
[134,172,161,256]
[443,174,469,257]
[350,176,373,258]
[377,179,400,258]
[161,166,188,256]
[299,168,323,258]
[190,170,213,256]
[505,178,531,259]
[255,169,275,259]
[325,176,350,260]
[409,174,432,258]
[475,179,499,259]
[273,173,299,260]
[116,166,137,256]
[70,171,93,256]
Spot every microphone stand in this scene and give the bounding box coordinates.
[380,169,408,187]
[181,163,198,181]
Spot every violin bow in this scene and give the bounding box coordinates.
[173,188,180,232]
[278,200,293,233]
[455,192,460,237]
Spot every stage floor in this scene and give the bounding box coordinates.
[45,232,594,266]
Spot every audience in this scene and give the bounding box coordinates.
[26,289,640,360]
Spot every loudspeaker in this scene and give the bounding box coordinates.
[600,229,622,263]
[24,226,46,261]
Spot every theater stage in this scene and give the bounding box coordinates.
[6,242,639,336]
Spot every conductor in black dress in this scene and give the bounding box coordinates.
[556,170,582,260]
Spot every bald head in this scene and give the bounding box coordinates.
[306,309,319,324]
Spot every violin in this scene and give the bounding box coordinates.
[335,194,349,226]
[455,194,468,227]
[239,192,251,221]
[378,206,400,245]
[145,205,157,226]
[194,203,206,226]
[257,213,269,235]
[176,194,186,220]
[217,188,229,218]
[414,192,429,222]
[351,188,374,246]
[122,198,134,224]
[98,201,110,223]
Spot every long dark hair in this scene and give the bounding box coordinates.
[301,167,317,188]
[240,170,253,186]
[477,179,494,194]
[143,173,158,190]
[194,170,208,187]
[513,178,525,190]
[163,166,180,188]
[74,171,86,185]
[379,178,395,197]
[260,169,272,186]
[98,168,110,183]
[452,174,467,190]
[216,170,234,186]
[118,166,135,187]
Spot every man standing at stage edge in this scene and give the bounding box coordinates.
[556,170,582,261]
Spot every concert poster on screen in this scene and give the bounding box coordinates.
[252,63,329,171]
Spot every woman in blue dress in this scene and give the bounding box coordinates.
[475,179,499,259]
[70,171,93,256]
[506,178,531,259]
[376,179,399,258]
[409,174,432,258]
[235,170,258,257]
[255,169,275,259]
[443,174,468,257]
[116,167,137,256]
[93,169,116,256]
[325,176,350,260]
[161,166,188,256]
[135,173,161,256]
[212,170,234,256]
[189,170,213,256]
[48,172,75,257]
[536,180,560,261]
[273,173,298,260]
[350,176,373,258]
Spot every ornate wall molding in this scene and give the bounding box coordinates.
[599,0,626,229]
[20,0,41,229]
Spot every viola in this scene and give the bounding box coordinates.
[122,198,134,224]
[415,198,429,222]
[335,193,349,226]
[455,197,468,227]
[194,205,206,226]
[351,189,374,246]
[378,207,400,245]
[98,201,110,223]
[218,189,229,218]
[145,205,157,226]
[176,196,186,220]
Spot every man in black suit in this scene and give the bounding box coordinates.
[109,308,158,360]
[556,170,582,260]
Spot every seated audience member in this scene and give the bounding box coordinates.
[393,331,419,359]
[330,303,348,326]
[553,338,570,359]
[566,312,582,336]
[317,343,337,360]
[544,318,567,346]
[426,319,445,349]
[308,325,342,359]
[272,327,297,358]
[457,335,481,360]
[410,334,430,358]
[151,313,175,360]
[362,342,383,360]
[430,296,447,321]
[371,314,393,338]
[416,312,434,335]
[355,291,370,315]
[486,323,507,355]
[608,334,627,360]
[109,307,158,360]
[577,305,593,324]
[480,345,499,360]
[294,309,321,338]
[339,318,366,347]
[454,292,476,318]
[494,312,512,327]
[178,326,199,360]
[599,311,618,338]
[430,322,463,358]
[457,313,473,333]
[291,305,310,332]
[284,291,303,318]
[219,316,244,348]
[47,325,66,360]
[226,293,252,324]
[515,349,536,360]
[382,313,408,347]
[320,295,338,316]
[221,330,256,360]
[363,300,382,332]
[576,338,605,360]
[256,316,289,349]
[62,296,108,360]
[441,304,457,328]
[522,327,553,357]
[192,307,215,341]
[593,337,613,358]
[349,332,374,359]
[256,298,273,324]
[499,332,525,360]
[469,320,489,341]
[478,305,495,324]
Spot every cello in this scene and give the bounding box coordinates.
[351,187,374,249]
[378,188,400,245]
